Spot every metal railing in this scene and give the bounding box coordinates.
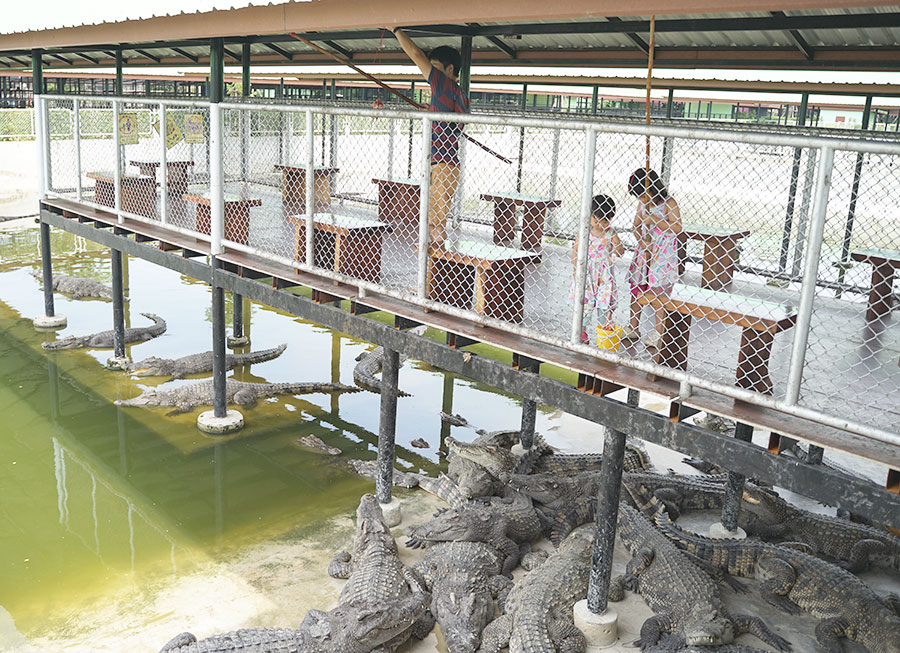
[35,93,900,448]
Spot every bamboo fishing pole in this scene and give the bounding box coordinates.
[289,32,513,164]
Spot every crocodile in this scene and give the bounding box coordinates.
[125,343,287,378]
[32,269,114,300]
[352,326,426,395]
[415,541,510,653]
[628,484,900,653]
[448,430,550,498]
[611,502,791,652]
[741,484,900,572]
[478,526,594,653]
[327,494,434,650]
[345,459,422,488]
[42,312,166,350]
[158,591,431,653]
[114,378,360,413]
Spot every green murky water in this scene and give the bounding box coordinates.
[0,226,566,644]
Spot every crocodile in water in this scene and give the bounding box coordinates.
[352,326,425,395]
[32,269,114,300]
[114,378,360,413]
[42,312,166,350]
[125,343,287,378]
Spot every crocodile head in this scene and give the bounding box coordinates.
[41,336,80,350]
[449,456,497,499]
[354,493,397,554]
[405,505,495,543]
[501,472,566,504]
[431,585,492,653]
[446,436,517,476]
[113,388,159,407]
[680,607,735,648]
[128,356,175,377]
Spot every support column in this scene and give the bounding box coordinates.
[106,248,127,369]
[516,84,527,193]
[591,85,598,115]
[34,220,67,329]
[376,347,402,526]
[115,49,123,97]
[516,357,541,451]
[712,421,753,538]
[660,88,675,185]
[228,292,249,347]
[459,35,473,97]
[777,92,808,275]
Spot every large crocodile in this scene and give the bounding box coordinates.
[125,343,287,379]
[416,541,510,653]
[327,493,434,650]
[628,484,900,653]
[478,526,594,653]
[32,269,114,300]
[42,312,166,350]
[742,484,900,572]
[114,378,360,413]
[448,430,550,499]
[611,502,791,651]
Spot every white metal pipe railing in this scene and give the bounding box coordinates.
[571,126,597,344]
[209,103,224,255]
[73,99,82,202]
[305,109,315,268]
[784,146,834,406]
[159,103,168,225]
[35,95,46,200]
[112,101,122,224]
[416,116,432,298]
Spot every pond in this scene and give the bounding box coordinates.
[0,224,594,650]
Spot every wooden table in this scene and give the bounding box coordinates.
[426,239,540,323]
[129,160,194,198]
[292,213,390,282]
[274,164,339,216]
[850,248,900,321]
[86,171,156,218]
[678,225,751,291]
[183,192,262,246]
[480,192,561,253]
[637,284,797,394]
[372,177,420,239]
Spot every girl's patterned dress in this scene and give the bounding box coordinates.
[570,229,618,318]
[627,200,679,293]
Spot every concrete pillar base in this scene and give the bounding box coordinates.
[573,600,618,649]
[380,497,403,527]
[33,314,67,329]
[227,335,250,348]
[105,357,128,371]
[510,443,528,457]
[709,523,747,540]
[197,409,244,435]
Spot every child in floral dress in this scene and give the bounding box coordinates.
[570,194,625,344]
[625,168,682,347]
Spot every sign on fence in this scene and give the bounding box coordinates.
[118,113,139,145]
[153,114,184,149]
[184,113,204,144]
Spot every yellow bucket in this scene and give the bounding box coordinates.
[596,325,623,352]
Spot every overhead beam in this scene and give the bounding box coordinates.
[770,11,814,61]
[322,40,352,60]
[134,49,162,63]
[223,47,242,62]
[48,53,72,66]
[469,23,517,58]
[606,16,650,55]
[76,52,99,64]
[262,42,293,61]
[171,47,200,63]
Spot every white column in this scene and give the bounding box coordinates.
[209,102,224,254]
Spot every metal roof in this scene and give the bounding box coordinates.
[0,1,898,71]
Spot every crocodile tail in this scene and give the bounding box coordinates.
[241,343,288,363]
[622,481,671,525]
[266,382,362,396]
[416,474,468,508]
[139,313,167,333]
[624,441,652,471]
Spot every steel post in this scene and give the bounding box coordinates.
[159,103,168,224]
[836,96,873,294]
[113,100,122,223]
[516,84,527,193]
[209,102,224,255]
[587,424,627,614]
[570,127,597,343]
[305,110,315,267]
[721,421,754,531]
[520,399,537,450]
[40,222,55,317]
[376,347,400,504]
[416,117,433,298]
[233,292,244,339]
[74,98,82,202]
[211,258,227,418]
[111,248,125,359]
[778,92,808,273]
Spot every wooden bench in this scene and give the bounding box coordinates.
[291,213,390,282]
[850,248,900,322]
[480,192,561,253]
[678,225,751,291]
[129,160,194,198]
[637,284,797,394]
[426,239,540,323]
[275,164,338,216]
[183,192,262,246]
[86,171,156,218]
[372,177,420,240]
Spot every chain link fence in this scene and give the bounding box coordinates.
[38,95,900,441]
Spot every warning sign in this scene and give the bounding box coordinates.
[183,113,205,144]
[118,113,139,145]
[153,114,184,149]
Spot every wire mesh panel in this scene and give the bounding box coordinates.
[800,151,900,433]
[45,98,77,199]
[76,99,115,212]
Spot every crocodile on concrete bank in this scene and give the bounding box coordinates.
[125,343,287,378]
[628,484,900,653]
[114,378,360,413]
[478,526,594,653]
[158,591,432,653]
[327,493,434,651]
[32,269,114,300]
[741,484,900,572]
[611,502,791,652]
[448,430,550,498]
[345,459,423,488]
[416,541,510,653]
[42,312,166,350]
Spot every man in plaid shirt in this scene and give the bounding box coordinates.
[393,27,470,249]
